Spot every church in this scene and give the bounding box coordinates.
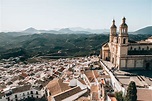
[101,17,152,70]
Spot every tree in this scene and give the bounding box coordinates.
[126,81,137,101]
[115,91,124,101]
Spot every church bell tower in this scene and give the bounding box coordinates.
[117,17,129,69]
[110,19,117,43]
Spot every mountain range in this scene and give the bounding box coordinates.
[22,27,107,35]
[134,26,152,34]
[12,26,152,35]
[0,26,151,60]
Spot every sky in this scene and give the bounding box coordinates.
[0,0,152,32]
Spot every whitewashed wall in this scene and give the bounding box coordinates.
[0,88,44,101]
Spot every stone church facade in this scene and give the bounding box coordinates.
[101,17,152,70]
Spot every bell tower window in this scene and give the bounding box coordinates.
[123,38,126,44]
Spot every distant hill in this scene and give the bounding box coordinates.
[22,27,39,33]
[22,27,92,34]
[1,27,110,35]
[69,27,109,33]
[59,28,73,33]
[0,31,152,60]
[134,26,152,34]
[22,27,59,34]
[0,33,109,59]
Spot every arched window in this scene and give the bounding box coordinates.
[139,47,141,50]
[31,91,33,94]
[15,95,17,98]
[123,38,126,44]
[36,91,38,95]
[112,58,114,63]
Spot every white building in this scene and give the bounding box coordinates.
[0,85,45,101]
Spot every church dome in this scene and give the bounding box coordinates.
[120,17,128,27]
[111,19,117,28]
[111,24,117,28]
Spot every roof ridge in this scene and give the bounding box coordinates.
[52,86,81,97]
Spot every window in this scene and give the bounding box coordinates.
[134,48,136,50]
[130,47,132,50]
[142,48,144,50]
[112,58,114,63]
[138,47,141,50]
[36,91,38,95]
[49,92,51,96]
[45,90,47,96]
[23,93,25,96]
[147,46,149,50]
[7,97,10,101]
[31,91,33,94]
[15,95,17,98]
[27,92,29,95]
[123,38,126,44]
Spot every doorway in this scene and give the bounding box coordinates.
[146,63,150,70]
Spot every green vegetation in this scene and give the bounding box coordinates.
[126,81,137,101]
[0,31,151,60]
[115,81,137,101]
[115,91,124,101]
[0,33,108,60]
[134,26,152,35]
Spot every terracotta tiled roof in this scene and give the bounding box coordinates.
[53,86,82,101]
[84,70,95,82]
[91,85,99,92]
[58,67,65,72]
[47,78,70,96]
[79,79,86,85]
[93,71,99,78]
[35,77,53,89]
[12,85,31,94]
[20,72,28,78]
[92,92,99,100]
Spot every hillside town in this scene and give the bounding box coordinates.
[0,56,109,101]
[0,54,152,101]
[0,18,152,101]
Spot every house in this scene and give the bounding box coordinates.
[0,84,44,101]
[46,78,88,101]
